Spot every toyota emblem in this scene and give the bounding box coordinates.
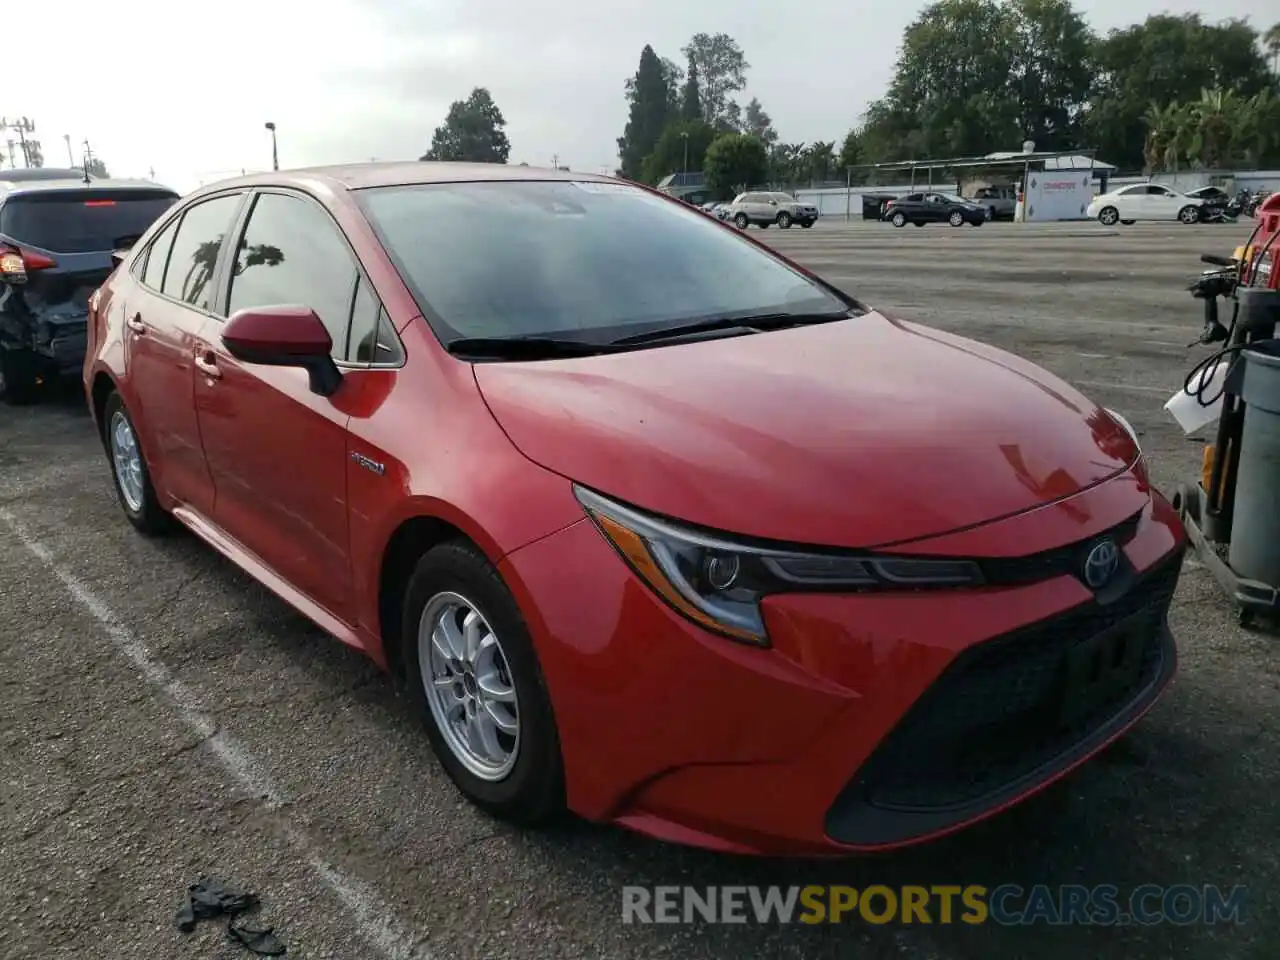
[1083,539,1120,589]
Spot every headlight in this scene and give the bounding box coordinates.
[1104,407,1141,451]
[575,486,983,646]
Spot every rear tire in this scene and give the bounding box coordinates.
[402,540,565,825]
[102,392,172,535]
[891,212,907,227]
[0,348,40,405]
[948,210,964,227]
[734,213,749,229]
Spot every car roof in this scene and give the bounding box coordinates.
[192,161,614,196]
[0,176,179,198]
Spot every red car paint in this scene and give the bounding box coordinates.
[84,163,1185,856]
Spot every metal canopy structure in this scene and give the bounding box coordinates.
[846,148,1110,189]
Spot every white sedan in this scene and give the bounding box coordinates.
[1087,183,1204,226]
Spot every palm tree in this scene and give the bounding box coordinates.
[1143,102,1187,173]
[1186,88,1241,170]
[1265,23,1280,75]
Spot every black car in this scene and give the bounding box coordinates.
[883,192,987,228]
[0,176,179,403]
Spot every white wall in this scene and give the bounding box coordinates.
[1107,170,1280,194]
[1023,170,1094,221]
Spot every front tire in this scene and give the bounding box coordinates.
[1097,206,1120,226]
[734,213,749,229]
[0,348,40,405]
[1179,205,1201,225]
[403,541,565,824]
[102,392,172,535]
[776,211,792,229]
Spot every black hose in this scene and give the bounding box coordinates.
[1183,344,1246,407]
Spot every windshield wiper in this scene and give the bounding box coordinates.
[609,311,851,347]
[445,336,616,360]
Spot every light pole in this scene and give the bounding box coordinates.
[680,131,689,179]
[63,134,74,167]
[264,122,279,171]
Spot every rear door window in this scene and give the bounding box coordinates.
[161,194,244,311]
[0,189,179,253]
[140,217,179,291]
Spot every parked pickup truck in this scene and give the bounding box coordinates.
[970,186,1017,221]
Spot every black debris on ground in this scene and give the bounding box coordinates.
[175,877,286,956]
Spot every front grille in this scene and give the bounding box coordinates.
[841,549,1182,815]
[977,510,1142,587]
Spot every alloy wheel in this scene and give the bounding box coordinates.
[418,592,521,781]
[109,410,146,513]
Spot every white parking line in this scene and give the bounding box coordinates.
[0,505,434,960]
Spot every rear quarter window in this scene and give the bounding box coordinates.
[0,189,179,254]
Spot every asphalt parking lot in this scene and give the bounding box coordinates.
[2,218,1275,958]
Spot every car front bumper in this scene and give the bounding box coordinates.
[499,478,1185,856]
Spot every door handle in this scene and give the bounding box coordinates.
[126,313,146,334]
[193,351,221,379]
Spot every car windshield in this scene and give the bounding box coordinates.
[358,180,849,343]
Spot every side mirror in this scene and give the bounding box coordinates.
[222,305,343,397]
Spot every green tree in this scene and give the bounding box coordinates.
[1082,15,1272,170]
[768,142,805,184]
[799,141,836,183]
[743,98,778,146]
[641,119,717,184]
[421,87,511,163]
[87,158,109,178]
[704,134,768,197]
[837,129,863,172]
[856,0,1094,162]
[1006,0,1095,149]
[1266,23,1280,74]
[681,33,750,130]
[618,45,675,179]
[681,57,703,122]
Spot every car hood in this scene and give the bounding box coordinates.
[473,312,1139,548]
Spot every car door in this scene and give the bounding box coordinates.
[1110,186,1143,220]
[923,194,949,221]
[192,189,362,622]
[1146,186,1182,220]
[123,192,246,516]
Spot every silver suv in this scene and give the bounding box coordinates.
[726,191,819,230]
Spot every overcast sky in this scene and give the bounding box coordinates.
[9,0,1272,193]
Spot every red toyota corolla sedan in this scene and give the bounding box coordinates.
[83,163,1185,856]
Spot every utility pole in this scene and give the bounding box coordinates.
[264,122,279,171]
[1,117,36,167]
[4,140,12,168]
[82,139,95,168]
[551,153,559,170]
[63,134,74,166]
